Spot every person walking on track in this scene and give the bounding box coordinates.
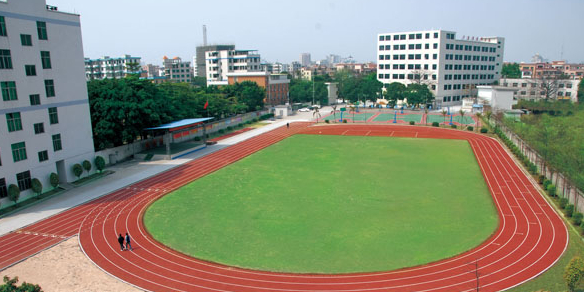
[117,234,125,251]
[125,233,133,251]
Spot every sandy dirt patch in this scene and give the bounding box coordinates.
[1,236,141,292]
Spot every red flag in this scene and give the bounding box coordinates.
[204,100,209,109]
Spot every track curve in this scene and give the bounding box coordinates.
[16,123,570,292]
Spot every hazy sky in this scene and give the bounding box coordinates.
[48,0,583,65]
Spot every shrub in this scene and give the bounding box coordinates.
[432,122,439,127]
[543,179,552,189]
[409,121,415,125]
[1,276,42,292]
[574,213,584,226]
[480,127,488,133]
[94,156,105,173]
[218,129,225,134]
[226,126,233,131]
[49,172,59,188]
[560,197,569,209]
[566,204,575,218]
[252,118,259,122]
[538,175,545,184]
[467,126,474,131]
[82,160,92,174]
[564,256,584,292]
[547,184,557,197]
[31,178,43,199]
[451,124,457,129]
[72,163,83,179]
[8,184,20,205]
[529,164,538,174]
[325,119,330,123]
[343,119,348,123]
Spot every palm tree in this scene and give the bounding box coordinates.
[441,109,447,127]
[331,105,337,121]
[485,110,493,126]
[313,107,321,123]
[424,108,429,125]
[459,109,466,129]
[475,112,482,132]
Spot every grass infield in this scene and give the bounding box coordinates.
[144,134,498,274]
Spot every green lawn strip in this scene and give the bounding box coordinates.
[145,135,497,274]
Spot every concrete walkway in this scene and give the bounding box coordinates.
[0,118,309,236]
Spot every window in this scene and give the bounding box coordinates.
[11,142,27,162]
[0,16,6,37]
[34,122,44,134]
[20,34,32,46]
[48,107,58,124]
[38,150,49,162]
[425,43,429,49]
[16,171,31,191]
[52,134,62,151]
[45,80,55,97]
[37,21,48,40]
[6,112,22,132]
[29,94,40,105]
[41,51,51,69]
[0,178,7,198]
[415,44,422,49]
[409,44,414,50]
[434,32,438,38]
[25,65,36,76]
[425,33,430,39]
[0,49,13,69]
[1,81,17,101]
[379,35,384,41]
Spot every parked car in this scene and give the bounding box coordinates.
[298,108,310,112]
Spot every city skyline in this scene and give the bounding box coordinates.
[48,0,583,65]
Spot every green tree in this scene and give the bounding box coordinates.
[82,160,92,175]
[8,184,20,205]
[87,76,176,150]
[358,73,383,102]
[31,178,42,199]
[458,109,466,129]
[501,63,521,78]
[192,76,207,87]
[72,163,83,179]
[383,82,406,106]
[564,256,584,292]
[94,156,106,173]
[236,81,265,111]
[578,78,584,103]
[404,83,433,107]
[441,109,448,126]
[125,62,141,75]
[49,173,59,189]
[475,112,482,131]
[1,276,43,292]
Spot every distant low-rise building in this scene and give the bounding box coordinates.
[84,55,141,80]
[477,86,517,112]
[519,61,584,80]
[499,78,579,102]
[227,72,290,106]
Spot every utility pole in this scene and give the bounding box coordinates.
[312,73,315,105]
[468,260,480,292]
[203,25,207,46]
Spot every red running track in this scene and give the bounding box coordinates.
[1,123,568,292]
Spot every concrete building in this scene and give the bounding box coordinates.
[325,82,339,105]
[0,0,95,203]
[227,72,290,106]
[206,49,262,86]
[142,64,162,78]
[499,78,579,102]
[519,61,584,80]
[477,86,517,112]
[84,54,141,80]
[377,30,505,107]
[195,44,235,78]
[163,56,192,83]
[300,53,311,67]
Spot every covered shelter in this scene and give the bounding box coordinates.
[144,118,214,159]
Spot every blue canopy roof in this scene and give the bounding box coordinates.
[144,118,214,131]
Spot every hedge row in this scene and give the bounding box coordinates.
[494,126,538,175]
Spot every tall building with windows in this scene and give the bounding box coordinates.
[195,44,235,78]
[0,0,95,203]
[84,54,141,80]
[300,53,311,67]
[205,49,262,86]
[163,56,192,83]
[377,30,504,106]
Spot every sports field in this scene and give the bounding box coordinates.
[144,134,498,274]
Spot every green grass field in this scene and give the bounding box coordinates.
[144,134,498,274]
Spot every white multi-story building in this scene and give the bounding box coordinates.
[84,54,141,80]
[163,56,192,83]
[0,0,95,203]
[377,30,505,106]
[206,49,262,86]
